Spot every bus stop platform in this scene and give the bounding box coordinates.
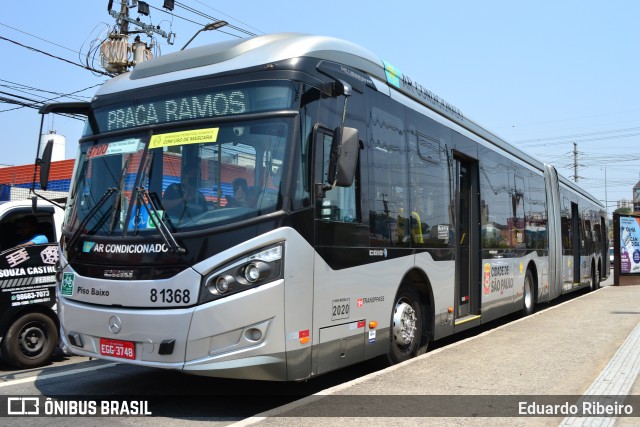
[235,275,640,427]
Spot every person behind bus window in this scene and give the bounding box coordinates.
[227,177,249,208]
[17,215,48,246]
[163,168,207,221]
[270,165,282,189]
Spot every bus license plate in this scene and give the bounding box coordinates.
[99,338,135,360]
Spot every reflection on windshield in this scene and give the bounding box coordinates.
[66,118,291,236]
[65,136,145,235]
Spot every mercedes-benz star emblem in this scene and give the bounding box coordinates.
[108,315,122,334]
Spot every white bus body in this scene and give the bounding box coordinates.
[43,33,607,380]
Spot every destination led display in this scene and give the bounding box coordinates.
[92,82,294,133]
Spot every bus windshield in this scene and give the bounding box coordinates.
[65,117,292,235]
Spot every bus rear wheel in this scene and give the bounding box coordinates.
[590,266,600,291]
[388,286,428,364]
[523,270,535,316]
[1,312,58,369]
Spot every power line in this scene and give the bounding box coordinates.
[174,1,257,36]
[0,83,103,114]
[0,35,113,77]
[146,3,240,39]
[145,4,209,30]
[0,95,83,121]
[516,125,640,145]
[518,130,640,148]
[0,21,82,55]
[496,108,640,132]
[0,79,91,102]
[189,0,264,35]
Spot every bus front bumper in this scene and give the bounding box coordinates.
[59,280,288,380]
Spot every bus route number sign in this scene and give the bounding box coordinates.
[331,298,350,321]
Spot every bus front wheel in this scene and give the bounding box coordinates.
[388,286,428,364]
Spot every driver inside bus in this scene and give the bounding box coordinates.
[226,177,250,208]
[162,168,207,222]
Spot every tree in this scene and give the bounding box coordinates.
[614,207,633,215]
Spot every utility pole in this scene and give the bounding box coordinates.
[101,0,176,75]
[604,165,608,218]
[573,142,578,183]
[119,0,129,35]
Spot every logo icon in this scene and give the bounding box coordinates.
[108,316,122,334]
[40,245,59,264]
[483,263,491,295]
[82,241,96,253]
[6,248,29,267]
[7,397,40,415]
[61,273,75,296]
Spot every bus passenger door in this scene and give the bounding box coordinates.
[571,202,580,286]
[453,155,481,322]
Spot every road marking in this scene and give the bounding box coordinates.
[0,362,119,388]
[560,321,640,427]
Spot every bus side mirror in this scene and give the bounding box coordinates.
[39,139,54,191]
[328,126,359,188]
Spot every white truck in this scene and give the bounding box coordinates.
[0,198,64,368]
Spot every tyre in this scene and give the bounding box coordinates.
[523,269,535,316]
[1,312,58,369]
[590,266,600,291]
[388,285,429,364]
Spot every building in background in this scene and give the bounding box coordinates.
[634,180,640,213]
[0,159,73,201]
[618,199,633,210]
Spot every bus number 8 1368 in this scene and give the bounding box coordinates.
[150,288,191,304]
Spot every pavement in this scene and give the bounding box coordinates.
[231,272,640,427]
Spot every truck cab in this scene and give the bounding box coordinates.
[0,199,63,368]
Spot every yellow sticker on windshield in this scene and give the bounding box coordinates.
[149,128,219,149]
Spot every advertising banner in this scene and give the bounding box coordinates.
[619,216,640,274]
[0,244,58,308]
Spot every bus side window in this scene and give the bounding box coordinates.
[368,104,407,246]
[406,110,452,249]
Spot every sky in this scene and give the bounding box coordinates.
[1,1,639,216]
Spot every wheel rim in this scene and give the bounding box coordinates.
[18,322,46,357]
[524,275,533,311]
[392,299,417,347]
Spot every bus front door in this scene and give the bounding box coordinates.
[453,156,481,324]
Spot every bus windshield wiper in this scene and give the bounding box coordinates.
[136,186,186,254]
[67,187,118,251]
[108,156,133,234]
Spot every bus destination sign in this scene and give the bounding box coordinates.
[102,89,248,131]
[92,82,296,133]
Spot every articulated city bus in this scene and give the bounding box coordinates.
[41,33,608,381]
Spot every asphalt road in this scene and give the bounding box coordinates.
[0,341,391,426]
[0,273,623,426]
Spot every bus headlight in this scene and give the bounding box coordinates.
[200,243,284,303]
[208,275,235,295]
[244,262,270,283]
